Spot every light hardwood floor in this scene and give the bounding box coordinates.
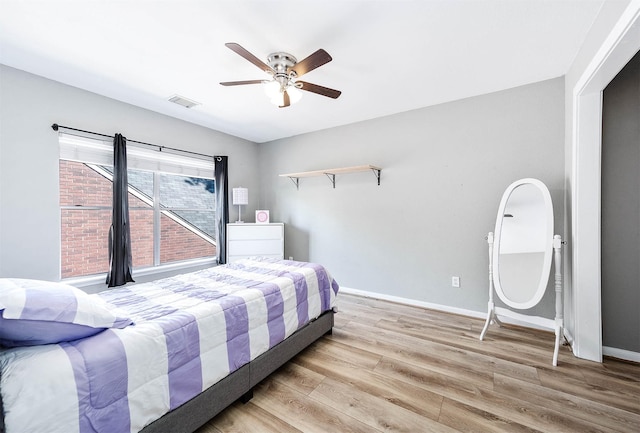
[198,293,640,432]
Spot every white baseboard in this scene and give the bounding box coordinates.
[339,286,487,320]
[339,286,559,333]
[602,346,640,363]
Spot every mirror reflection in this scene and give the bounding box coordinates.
[495,182,551,308]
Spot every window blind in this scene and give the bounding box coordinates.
[58,133,215,178]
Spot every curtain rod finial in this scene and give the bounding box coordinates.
[51,123,59,131]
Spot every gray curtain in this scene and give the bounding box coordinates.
[214,156,229,264]
[106,133,135,287]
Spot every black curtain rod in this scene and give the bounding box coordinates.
[51,123,214,160]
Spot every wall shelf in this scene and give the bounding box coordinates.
[279,165,382,189]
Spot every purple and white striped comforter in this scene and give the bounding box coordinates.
[0,258,339,433]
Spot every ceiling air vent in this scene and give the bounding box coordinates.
[168,95,200,109]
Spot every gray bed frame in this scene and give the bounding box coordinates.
[139,309,334,433]
[0,310,333,433]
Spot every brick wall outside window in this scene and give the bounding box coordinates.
[60,160,216,279]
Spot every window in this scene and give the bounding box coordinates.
[59,134,216,279]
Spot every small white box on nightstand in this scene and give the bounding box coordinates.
[255,210,270,223]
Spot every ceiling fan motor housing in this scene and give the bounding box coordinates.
[268,52,298,85]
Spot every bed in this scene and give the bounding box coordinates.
[0,257,339,433]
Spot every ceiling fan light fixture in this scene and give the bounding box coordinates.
[264,80,302,107]
[286,85,302,104]
[264,80,281,100]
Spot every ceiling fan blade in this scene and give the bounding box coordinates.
[279,89,291,108]
[225,42,274,75]
[298,81,342,99]
[289,49,332,77]
[220,80,265,86]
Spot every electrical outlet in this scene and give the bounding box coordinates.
[288,256,293,260]
[452,276,460,288]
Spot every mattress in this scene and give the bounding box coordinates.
[0,258,339,433]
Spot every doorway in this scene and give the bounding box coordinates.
[601,50,640,358]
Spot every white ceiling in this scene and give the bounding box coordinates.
[0,0,605,143]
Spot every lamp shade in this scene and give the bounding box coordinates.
[232,187,248,205]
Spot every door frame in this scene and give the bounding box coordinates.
[571,2,640,362]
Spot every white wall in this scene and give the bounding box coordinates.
[0,65,259,282]
[259,78,565,316]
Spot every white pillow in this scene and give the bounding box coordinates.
[0,278,133,347]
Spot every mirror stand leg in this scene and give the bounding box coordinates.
[480,302,494,340]
[481,232,496,341]
[552,235,563,366]
[553,325,561,366]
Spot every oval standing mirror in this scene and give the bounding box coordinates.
[493,178,553,310]
[481,178,564,366]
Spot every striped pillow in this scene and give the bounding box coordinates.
[0,279,132,347]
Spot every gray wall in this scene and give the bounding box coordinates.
[0,63,567,318]
[259,78,565,315]
[602,50,640,352]
[0,65,259,282]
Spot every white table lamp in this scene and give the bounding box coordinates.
[232,187,248,223]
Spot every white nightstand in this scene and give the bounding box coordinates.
[226,223,284,263]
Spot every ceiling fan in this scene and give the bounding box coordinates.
[220,42,341,108]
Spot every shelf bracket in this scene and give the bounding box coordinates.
[371,168,381,185]
[324,173,336,188]
[288,177,300,190]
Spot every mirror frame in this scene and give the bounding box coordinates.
[492,178,554,310]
